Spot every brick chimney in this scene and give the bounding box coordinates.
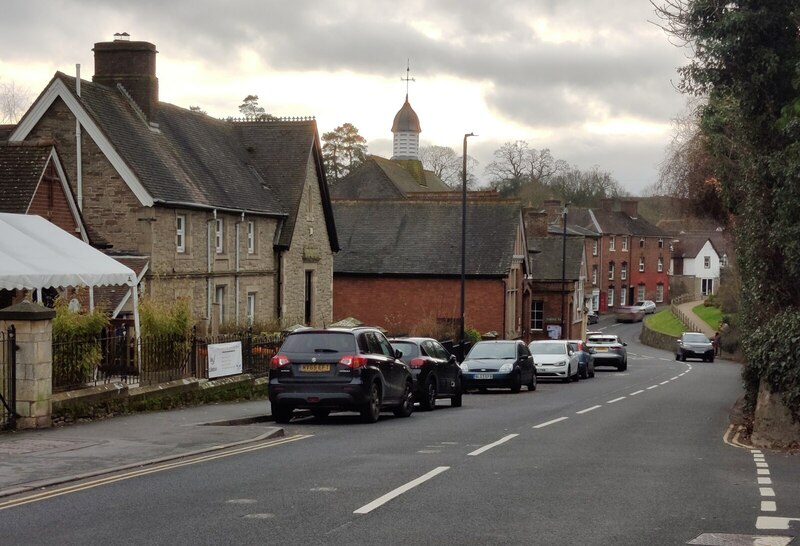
[599,198,613,212]
[93,34,159,121]
[523,208,549,238]
[620,199,639,219]
[543,199,563,225]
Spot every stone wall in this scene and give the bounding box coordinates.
[751,380,800,449]
[280,157,334,326]
[639,319,678,353]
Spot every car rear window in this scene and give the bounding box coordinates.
[530,342,567,355]
[588,336,618,344]
[280,332,356,354]
[390,341,420,362]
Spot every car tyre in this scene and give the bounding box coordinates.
[510,371,522,393]
[681,353,687,362]
[617,361,627,372]
[273,404,293,424]
[709,355,715,363]
[527,371,536,391]
[451,377,463,407]
[420,376,437,411]
[361,382,382,423]
[393,381,414,418]
[675,353,680,361]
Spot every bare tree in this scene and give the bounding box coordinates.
[0,80,33,123]
[419,145,479,189]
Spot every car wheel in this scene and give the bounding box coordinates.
[452,377,463,407]
[393,380,414,418]
[681,353,687,362]
[311,408,330,420]
[527,370,536,391]
[618,361,627,372]
[709,355,715,363]
[675,353,680,361]
[272,404,293,424]
[420,376,437,411]
[511,371,522,393]
[360,382,382,423]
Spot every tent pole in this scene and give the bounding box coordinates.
[132,283,142,376]
[89,286,95,311]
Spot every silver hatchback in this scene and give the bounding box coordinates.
[585,333,628,371]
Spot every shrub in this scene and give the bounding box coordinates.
[139,298,191,337]
[52,298,109,387]
[138,298,192,379]
[741,309,800,420]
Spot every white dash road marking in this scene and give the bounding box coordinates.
[353,466,450,514]
[576,405,602,415]
[607,397,626,404]
[756,462,769,468]
[758,477,773,485]
[762,501,777,512]
[533,417,569,429]
[760,487,776,497]
[671,376,680,380]
[467,434,519,456]
[757,516,800,531]
[646,385,659,390]
[660,380,670,385]
[630,390,644,396]
[757,469,770,475]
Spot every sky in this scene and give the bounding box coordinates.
[0,0,693,195]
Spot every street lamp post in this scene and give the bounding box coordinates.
[460,132,475,358]
[560,204,568,339]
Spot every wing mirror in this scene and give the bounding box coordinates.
[449,355,457,364]
[395,349,403,359]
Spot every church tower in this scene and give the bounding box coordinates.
[391,63,421,160]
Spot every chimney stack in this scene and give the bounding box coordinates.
[523,208,549,238]
[93,34,158,121]
[620,199,639,219]
[543,199,563,225]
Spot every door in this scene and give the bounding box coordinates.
[367,332,401,401]
[429,340,457,395]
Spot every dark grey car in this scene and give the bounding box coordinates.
[460,340,536,393]
[389,337,463,410]
[676,332,714,362]
[268,327,414,423]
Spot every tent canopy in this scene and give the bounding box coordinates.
[0,213,136,291]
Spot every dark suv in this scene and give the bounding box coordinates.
[268,327,414,423]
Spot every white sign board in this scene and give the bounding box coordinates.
[208,341,243,378]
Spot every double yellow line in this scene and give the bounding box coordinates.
[0,434,312,511]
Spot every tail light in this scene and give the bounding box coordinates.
[610,344,623,350]
[270,355,290,369]
[409,357,425,368]
[339,355,368,369]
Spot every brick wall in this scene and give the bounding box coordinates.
[333,276,506,337]
[27,161,80,236]
[528,280,577,341]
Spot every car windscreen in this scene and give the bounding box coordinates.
[529,343,567,355]
[467,343,516,359]
[280,332,356,354]
[390,341,420,363]
[684,333,709,343]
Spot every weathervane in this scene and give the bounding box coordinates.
[401,59,415,99]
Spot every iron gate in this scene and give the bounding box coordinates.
[0,325,16,430]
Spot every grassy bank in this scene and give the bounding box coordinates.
[646,309,685,337]
[692,304,723,331]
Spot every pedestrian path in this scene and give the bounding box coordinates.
[0,400,279,497]
[675,300,716,337]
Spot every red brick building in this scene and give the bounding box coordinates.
[332,197,528,339]
[566,198,670,312]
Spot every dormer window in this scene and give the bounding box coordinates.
[609,236,616,251]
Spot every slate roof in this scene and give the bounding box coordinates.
[671,236,719,259]
[527,237,585,281]
[0,125,14,140]
[84,254,150,316]
[570,206,665,237]
[330,155,451,199]
[333,199,521,277]
[21,73,337,251]
[0,143,52,213]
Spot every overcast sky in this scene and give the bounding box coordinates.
[0,0,692,195]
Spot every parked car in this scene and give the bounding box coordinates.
[460,340,536,393]
[587,311,599,324]
[268,327,414,423]
[568,339,595,379]
[389,337,462,410]
[529,340,579,383]
[615,305,645,323]
[633,300,657,314]
[585,333,628,371]
[676,332,715,362]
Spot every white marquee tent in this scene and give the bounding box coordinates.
[0,213,140,336]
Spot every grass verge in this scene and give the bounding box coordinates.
[646,309,685,337]
[692,304,723,331]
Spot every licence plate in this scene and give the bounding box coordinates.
[300,364,330,372]
[474,374,494,380]
[595,347,608,352]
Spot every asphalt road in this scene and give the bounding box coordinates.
[1,319,798,545]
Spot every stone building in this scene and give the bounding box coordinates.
[5,35,338,327]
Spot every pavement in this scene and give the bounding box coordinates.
[675,300,717,337]
[0,399,280,498]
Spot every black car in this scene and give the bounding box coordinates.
[460,340,536,393]
[389,337,463,410]
[676,332,714,362]
[587,311,599,325]
[268,327,414,423]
